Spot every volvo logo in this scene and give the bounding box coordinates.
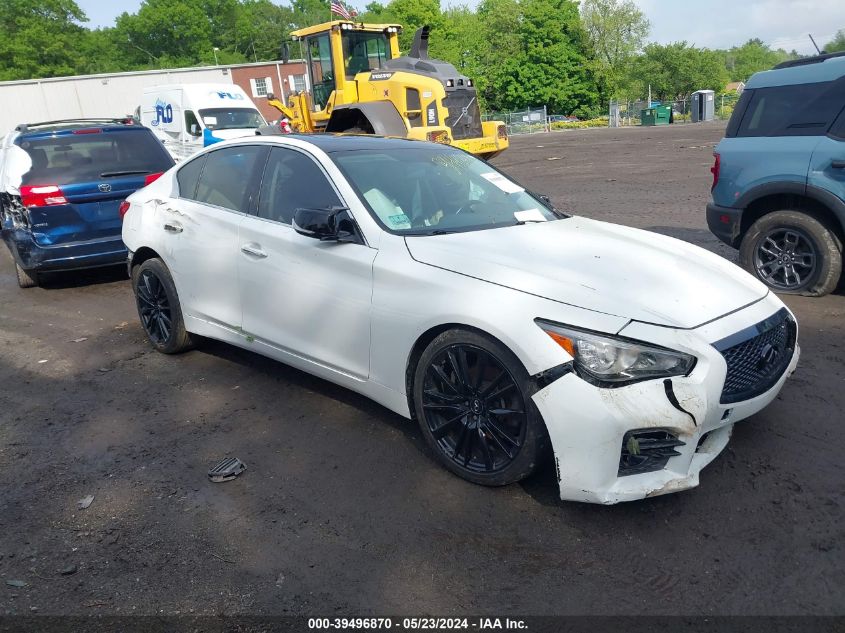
[98,183,112,193]
[757,343,780,371]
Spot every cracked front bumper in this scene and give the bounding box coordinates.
[531,294,799,504]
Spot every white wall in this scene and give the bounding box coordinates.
[0,67,233,132]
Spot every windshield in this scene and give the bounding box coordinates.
[342,31,392,79]
[331,146,562,234]
[198,108,265,131]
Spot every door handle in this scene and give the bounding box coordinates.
[831,160,845,169]
[163,222,183,233]
[241,243,268,258]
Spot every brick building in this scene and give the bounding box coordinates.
[230,61,309,121]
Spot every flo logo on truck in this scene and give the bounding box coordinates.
[211,91,245,100]
[151,99,173,127]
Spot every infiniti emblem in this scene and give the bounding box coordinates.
[98,183,112,193]
[757,343,780,371]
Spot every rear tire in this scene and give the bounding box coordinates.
[132,258,194,354]
[412,328,547,487]
[739,210,841,297]
[15,263,38,288]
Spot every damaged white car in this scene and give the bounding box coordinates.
[122,135,799,504]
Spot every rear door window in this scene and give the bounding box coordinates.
[736,79,845,137]
[194,145,268,213]
[177,154,206,199]
[18,128,173,185]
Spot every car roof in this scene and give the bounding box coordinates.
[15,119,140,138]
[746,54,845,89]
[272,134,451,153]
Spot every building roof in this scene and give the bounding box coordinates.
[0,59,305,88]
[725,81,745,92]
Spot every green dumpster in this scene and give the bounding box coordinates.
[640,105,671,126]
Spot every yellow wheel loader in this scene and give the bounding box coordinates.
[264,20,508,159]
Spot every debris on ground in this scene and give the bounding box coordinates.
[6,580,27,588]
[208,457,246,483]
[60,564,78,576]
[71,337,88,343]
[77,494,95,510]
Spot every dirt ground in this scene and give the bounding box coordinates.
[0,121,842,617]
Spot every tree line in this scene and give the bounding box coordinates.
[2,0,843,117]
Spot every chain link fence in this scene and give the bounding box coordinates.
[609,93,740,127]
[482,106,549,135]
[483,95,739,134]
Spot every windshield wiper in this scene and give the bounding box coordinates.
[99,170,151,177]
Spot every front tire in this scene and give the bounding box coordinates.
[132,258,194,354]
[412,328,547,486]
[15,263,38,288]
[739,210,842,296]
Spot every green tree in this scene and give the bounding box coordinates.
[724,38,788,82]
[824,29,845,53]
[632,42,729,101]
[360,0,441,50]
[234,0,294,61]
[480,0,599,115]
[0,0,90,80]
[114,0,214,68]
[290,0,331,29]
[580,0,649,103]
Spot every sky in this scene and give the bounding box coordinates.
[76,0,844,55]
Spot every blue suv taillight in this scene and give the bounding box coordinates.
[20,184,67,207]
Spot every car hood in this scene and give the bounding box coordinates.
[404,217,768,329]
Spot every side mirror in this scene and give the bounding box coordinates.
[190,123,200,136]
[292,206,358,243]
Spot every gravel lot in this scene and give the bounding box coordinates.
[0,121,842,617]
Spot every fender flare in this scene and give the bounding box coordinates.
[735,182,845,232]
[326,101,409,137]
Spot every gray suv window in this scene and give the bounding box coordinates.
[737,80,845,137]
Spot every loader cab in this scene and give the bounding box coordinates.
[293,21,401,116]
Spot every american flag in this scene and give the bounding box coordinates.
[330,0,356,19]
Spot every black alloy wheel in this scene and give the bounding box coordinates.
[753,227,818,291]
[132,258,194,354]
[137,268,173,345]
[740,210,842,296]
[413,329,547,486]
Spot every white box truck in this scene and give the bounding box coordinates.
[139,84,266,160]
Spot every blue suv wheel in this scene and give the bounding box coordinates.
[739,210,842,295]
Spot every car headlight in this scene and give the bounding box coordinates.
[536,319,696,387]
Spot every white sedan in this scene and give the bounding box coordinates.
[121,135,799,504]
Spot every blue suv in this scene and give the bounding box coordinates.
[707,52,845,296]
[0,118,174,288]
